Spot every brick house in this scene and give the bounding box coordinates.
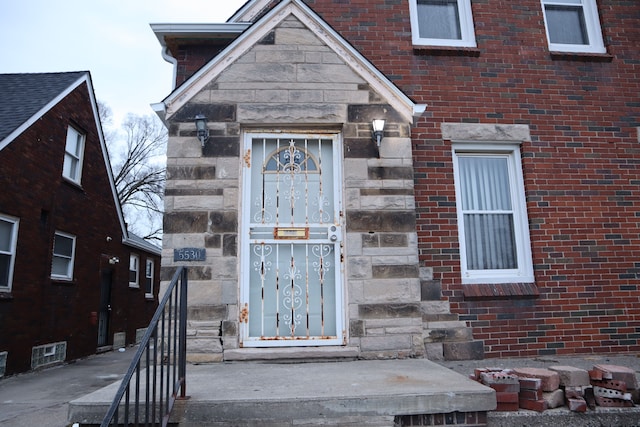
[0,72,161,375]
[153,0,639,362]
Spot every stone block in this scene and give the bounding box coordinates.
[512,367,560,392]
[543,389,565,409]
[518,398,547,412]
[443,340,485,361]
[424,342,443,361]
[568,398,587,412]
[549,365,590,387]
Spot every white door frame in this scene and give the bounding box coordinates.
[239,131,345,347]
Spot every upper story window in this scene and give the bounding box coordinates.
[409,0,477,48]
[63,126,85,184]
[145,259,154,298]
[51,231,76,280]
[541,0,606,53]
[452,143,534,284]
[0,214,19,292]
[129,254,140,288]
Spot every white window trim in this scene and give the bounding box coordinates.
[51,231,76,280]
[409,0,477,48]
[145,259,154,298]
[63,125,85,184]
[541,0,606,54]
[129,254,140,288]
[0,214,19,292]
[452,142,534,284]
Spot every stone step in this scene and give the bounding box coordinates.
[424,327,474,344]
[68,359,496,426]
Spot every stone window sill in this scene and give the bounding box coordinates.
[413,46,481,57]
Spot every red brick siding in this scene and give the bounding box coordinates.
[305,0,640,358]
[0,84,160,374]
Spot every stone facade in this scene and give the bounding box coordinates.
[161,14,424,361]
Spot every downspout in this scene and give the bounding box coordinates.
[161,46,178,90]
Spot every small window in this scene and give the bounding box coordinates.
[63,126,85,184]
[51,232,76,280]
[129,254,139,288]
[452,144,534,284]
[0,214,19,291]
[409,0,476,48]
[541,0,605,53]
[145,259,154,297]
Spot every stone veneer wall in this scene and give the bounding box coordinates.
[161,14,423,361]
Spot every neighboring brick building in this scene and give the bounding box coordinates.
[0,72,161,375]
[153,0,639,362]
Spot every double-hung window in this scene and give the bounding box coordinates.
[541,0,605,53]
[145,259,154,297]
[0,214,19,291]
[452,144,534,284]
[409,0,476,47]
[51,231,76,280]
[63,126,85,184]
[129,254,139,288]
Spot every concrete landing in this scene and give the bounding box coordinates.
[69,359,496,426]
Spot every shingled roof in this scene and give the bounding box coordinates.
[0,71,87,143]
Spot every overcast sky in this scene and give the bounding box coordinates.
[0,0,247,126]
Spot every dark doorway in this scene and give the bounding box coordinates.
[98,270,113,347]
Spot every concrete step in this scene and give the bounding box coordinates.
[69,359,496,426]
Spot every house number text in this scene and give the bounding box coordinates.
[174,248,206,262]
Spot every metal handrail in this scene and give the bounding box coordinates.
[101,266,188,426]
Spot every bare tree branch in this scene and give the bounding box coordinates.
[101,105,167,242]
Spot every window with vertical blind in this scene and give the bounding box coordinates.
[409,0,476,47]
[0,214,19,291]
[452,143,534,284]
[541,0,605,53]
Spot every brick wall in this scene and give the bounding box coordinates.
[0,84,159,374]
[303,0,640,358]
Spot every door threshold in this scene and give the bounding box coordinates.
[224,347,359,362]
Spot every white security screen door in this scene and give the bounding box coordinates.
[240,133,344,347]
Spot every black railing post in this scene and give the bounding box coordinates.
[99,266,189,427]
[178,267,188,398]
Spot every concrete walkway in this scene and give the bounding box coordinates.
[69,359,495,426]
[0,348,134,427]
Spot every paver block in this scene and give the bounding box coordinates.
[568,398,587,412]
[496,392,519,403]
[543,389,565,409]
[518,398,547,412]
[495,402,519,411]
[518,377,542,390]
[513,367,560,392]
[549,365,590,387]
[591,378,627,392]
[593,364,638,390]
[520,389,543,400]
[565,386,587,399]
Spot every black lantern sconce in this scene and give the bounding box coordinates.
[194,114,209,147]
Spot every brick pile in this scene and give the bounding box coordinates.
[470,364,639,413]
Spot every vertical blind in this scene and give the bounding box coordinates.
[417,0,462,40]
[458,156,518,270]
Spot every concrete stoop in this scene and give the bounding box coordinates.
[69,359,495,426]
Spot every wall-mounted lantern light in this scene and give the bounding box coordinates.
[195,114,209,147]
[372,119,385,147]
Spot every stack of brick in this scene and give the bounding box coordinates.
[589,364,637,408]
[472,368,520,411]
[550,365,592,412]
[512,368,561,412]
